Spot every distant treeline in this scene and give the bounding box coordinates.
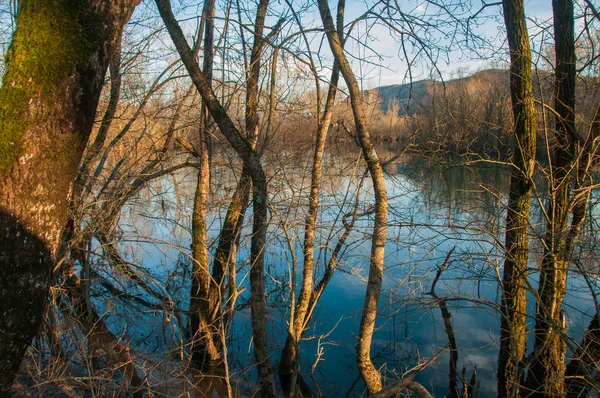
[318,69,600,161]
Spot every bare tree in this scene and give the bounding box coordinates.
[189,0,221,372]
[278,1,345,395]
[526,0,576,395]
[317,0,389,393]
[154,0,277,394]
[496,0,538,395]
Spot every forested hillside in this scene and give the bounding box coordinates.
[332,69,600,159]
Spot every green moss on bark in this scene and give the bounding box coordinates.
[0,87,28,174]
[0,0,100,174]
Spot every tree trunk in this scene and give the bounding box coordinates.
[0,0,139,393]
[279,4,344,395]
[427,248,465,398]
[317,1,388,393]
[189,0,221,371]
[564,311,600,397]
[213,172,252,329]
[154,1,276,394]
[497,0,537,396]
[526,0,576,395]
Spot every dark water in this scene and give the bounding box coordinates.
[98,150,600,396]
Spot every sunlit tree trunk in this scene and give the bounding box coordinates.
[497,0,537,395]
[213,174,251,327]
[527,1,576,394]
[155,0,276,394]
[211,0,256,307]
[207,0,272,337]
[0,0,140,393]
[278,3,344,396]
[189,0,221,371]
[317,0,388,393]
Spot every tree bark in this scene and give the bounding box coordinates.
[526,1,575,395]
[497,0,537,396]
[213,173,252,330]
[154,1,276,395]
[279,4,344,395]
[317,1,388,393]
[189,0,221,371]
[0,0,139,393]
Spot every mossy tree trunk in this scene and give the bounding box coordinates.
[526,0,576,395]
[0,0,140,394]
[497,0,537,396]
[318,0,388,393]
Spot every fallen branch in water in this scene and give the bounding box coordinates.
[370,347,446,398]
[369,378,433,398]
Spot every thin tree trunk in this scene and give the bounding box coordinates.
[75,33,123,198]
[0,0,139,393]
[243,0,276,393]
[526,0,575,395]
[189,0,221,371]
[278,3,344,394]
[317,1,388,393]
[427,248,462,398]
[497,0,537,396]
[566,102,600,258]
[214,173,252,329]
[154,1,276,394]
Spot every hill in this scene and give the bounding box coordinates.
[328,69,514,157]
[365,69,510,116]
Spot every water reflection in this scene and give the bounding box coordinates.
[98,148,600,397]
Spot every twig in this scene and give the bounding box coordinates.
[370,347,446,398]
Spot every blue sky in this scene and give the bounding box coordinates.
[337,0,558,87]
[150,0,566,90]
[0,0,582,88]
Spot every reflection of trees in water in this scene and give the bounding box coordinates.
[396,157,509,227]
[46,142,600,396]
